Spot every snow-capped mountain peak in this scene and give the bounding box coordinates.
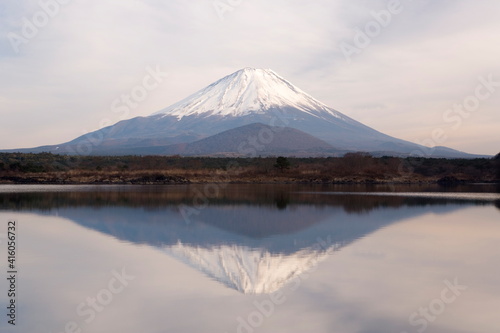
[154,68,340,119]
[164,242,339,294]
[8,67,477,157]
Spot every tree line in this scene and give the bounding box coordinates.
[0,152,498,184]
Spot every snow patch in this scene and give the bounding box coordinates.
[163,241,339,294]
[153,68,346,121]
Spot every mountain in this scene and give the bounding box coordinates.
[165,243,335,294]
[23,200,473,294]
[114,123,340,156]
[2,68,483,157]
[1,188,493,293]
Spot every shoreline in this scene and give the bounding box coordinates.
[1,153,498,186]
[1,175,498,186]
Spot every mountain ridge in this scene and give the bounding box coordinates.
[1,67,486,158]
[111,123,341,156]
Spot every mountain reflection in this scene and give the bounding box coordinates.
[0,184,496,294]
[0,184,493,212]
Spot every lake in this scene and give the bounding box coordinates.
[0,184,499,333]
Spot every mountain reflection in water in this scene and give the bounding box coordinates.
[0,184,497,294]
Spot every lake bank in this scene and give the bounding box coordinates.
[0,170,498,185]
[1,152,498,185]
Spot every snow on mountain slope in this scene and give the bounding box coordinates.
[155,68,347,121]
[3,67,479,157]
[164,242,340,294]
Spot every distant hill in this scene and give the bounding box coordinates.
[115,123,341,156]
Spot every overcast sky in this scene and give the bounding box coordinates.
[1,0,499,155]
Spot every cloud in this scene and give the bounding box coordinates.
[0,0,498,154]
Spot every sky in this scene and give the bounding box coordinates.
[0,0,499,155]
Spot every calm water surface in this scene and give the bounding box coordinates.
[0,184,499,333]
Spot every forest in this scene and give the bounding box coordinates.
[0,152,498,184]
